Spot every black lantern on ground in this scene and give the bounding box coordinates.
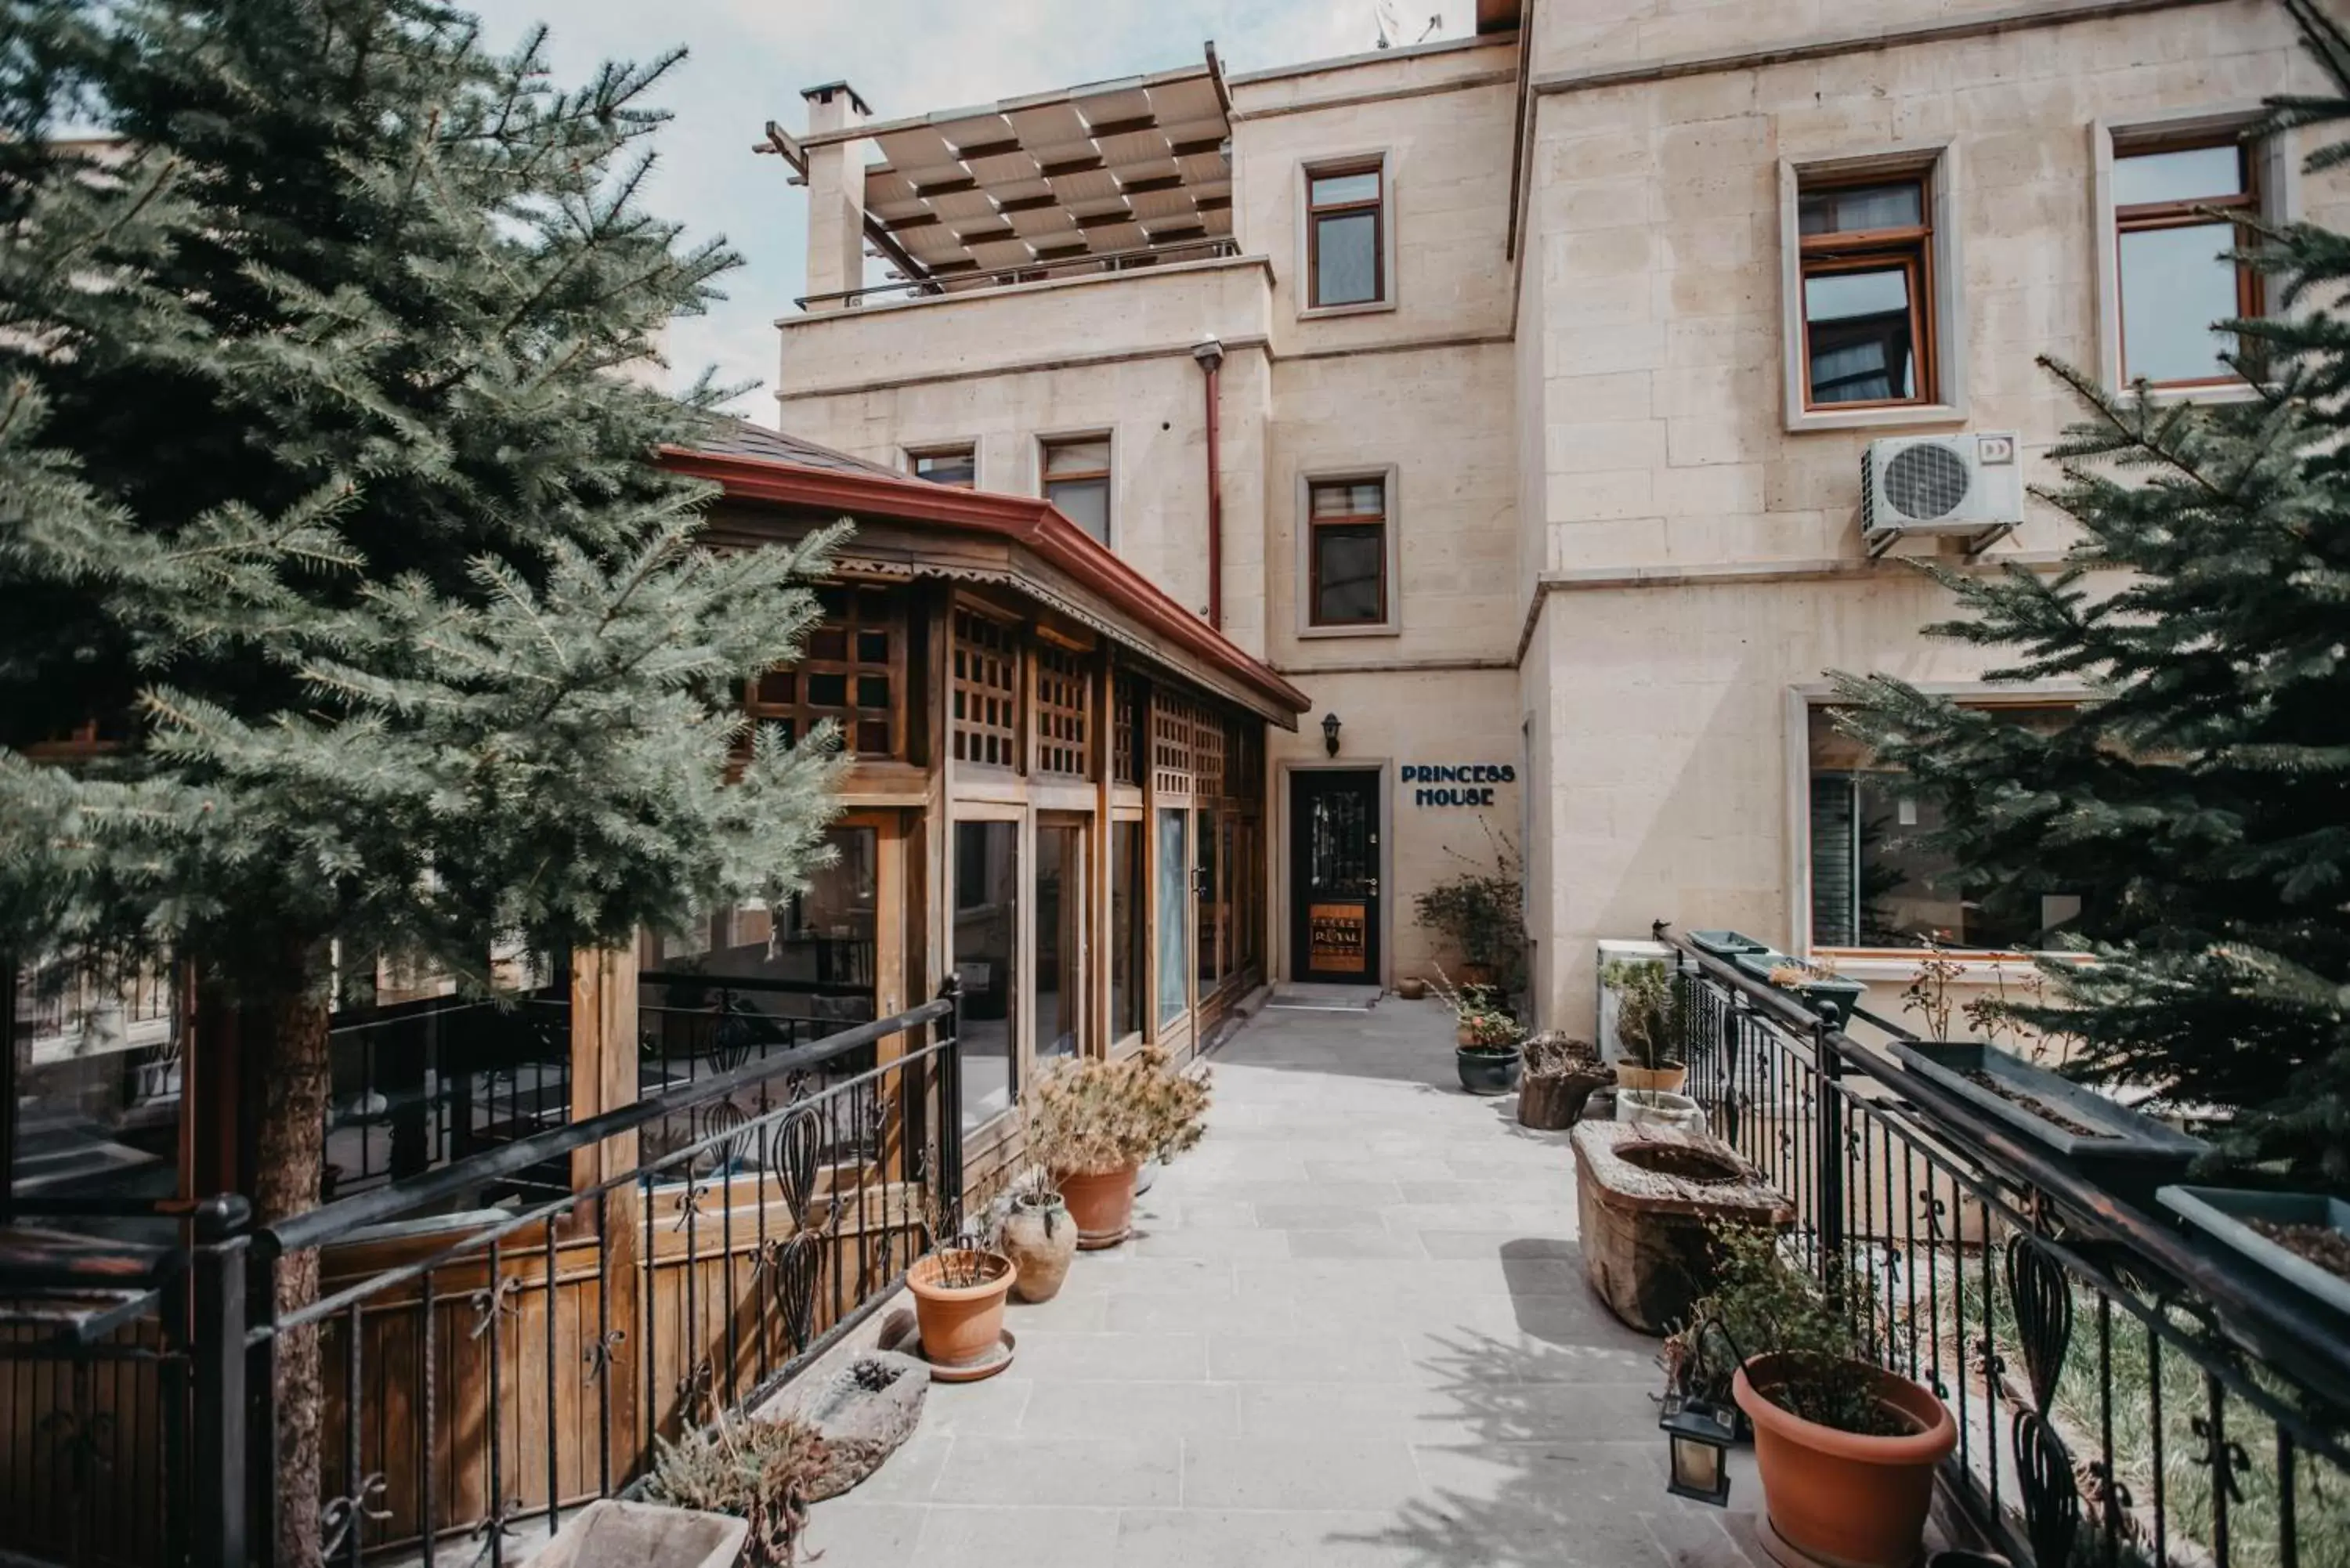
[1321,711,1342,756]
[1658,1314,1744,1507]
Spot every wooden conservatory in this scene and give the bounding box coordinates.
[658,422,1308,1177]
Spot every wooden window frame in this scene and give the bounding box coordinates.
[1039,433,1112,542]
[2112,133,2263,392]
[745,584,906,760]
[1302,156,1390,314]
[1795,170,1937,414]
[1303,474,1390,631]
[907,443,978,489]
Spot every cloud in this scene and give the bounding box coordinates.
[462,0,1466,412]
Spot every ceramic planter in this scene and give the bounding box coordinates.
[1731,949,1869,1022]
[1000,1194,1079,1303]
[2160,1186,2350,1323]
[1614,1063,1687,1095]
[1734,1354,1957,1568]
[1898,1042,2204,1205]
[1454,1043,1524,1096]
[1057,1164,1141,1248]
[1688,930,1770,960]
[1614,1088,1705,1133]
[906,1249,1014,1369]
[1394,977,1428,1000]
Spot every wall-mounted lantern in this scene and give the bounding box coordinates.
[1321,711,1342,757]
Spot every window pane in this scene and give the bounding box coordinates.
[1799,180,1922,237]
[912,447,975,487]
[1804,266,1916,404]
[1037,824,1081,1063]
[1043,439,1109,476]
[2113,144,2243,208]
[1112,820,1144,1039]
[1197,806,1220,985]
[1311,480,1384,518]
[807,672,848,707]
[2120,222,2241,383]
[1314,211,1379,306]
[1807,706,2079,952]
[1156,807,1188,1027]
[953,820,1017,1130]
[1314,522,1385,625]
[1047,476,1110,540]
[1309,168,1379,206]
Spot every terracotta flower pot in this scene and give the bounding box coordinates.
[1615,1063,1687,1095]
[906,1249,1014,1368]
[1056,1164,1141,1249]
[1394,977,1428,1000]
[1734,1354,1957,1568]
[1000,1194,1078,1302]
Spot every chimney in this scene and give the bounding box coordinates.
[801,81,872,306]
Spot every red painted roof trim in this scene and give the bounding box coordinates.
[661,445,1312,719]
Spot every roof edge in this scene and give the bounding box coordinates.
[660,446,1311,723]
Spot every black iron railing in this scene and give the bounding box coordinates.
[0,982,964,1568]
[1661,925,2350,1568]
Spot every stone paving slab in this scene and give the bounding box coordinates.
[804,994,1770,1566]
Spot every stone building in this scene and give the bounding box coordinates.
[759,0,2339,1035]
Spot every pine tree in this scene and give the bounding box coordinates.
[0,2,845,1556]
[1833,0,2350,1189]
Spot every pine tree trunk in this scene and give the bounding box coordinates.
[250,955,332,1567]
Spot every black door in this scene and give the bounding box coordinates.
[1289,769,1381,984]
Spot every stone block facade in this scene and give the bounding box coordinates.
[772,0,2340,1034]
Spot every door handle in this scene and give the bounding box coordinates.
[1366,878,1379,897]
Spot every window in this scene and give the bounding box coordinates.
[1041,436,1111,542]
[1111,819,1145,1041]
[1155,807,1189,1028]
[2111,136,2261,388]
[1807,704,2081,952]
[909,444,976,488]
[1036,822,1083,1064]
[1306,161,1385,309]
[953,819,1017,1129]
[1307,477,1387,628]
[950,607,1018,768]
[747,586,901,757]
[1795,173,1935,410]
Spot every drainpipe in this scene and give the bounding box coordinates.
[1193,337,1226,630]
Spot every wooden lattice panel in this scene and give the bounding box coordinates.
[747,586,901,757]
[1152,695,1194,797]
[1224,715,1262,800]
[1191,706,1226,800]
[952,607,1020,768]
[1034,645,1091,777]
[1113,674,1144,786]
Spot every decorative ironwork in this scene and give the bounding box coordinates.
[672,1180,710,1230]
[700,1098,753,1171]
[37,1405,115,1490]
[2006,1231,2074,1414]
[2014,1408,2083,1568]
[772,1107,823,1221]
[468,1499,519,1568]
[676,1358,714,1422]
[771,1227,823,1353]
[320,1472,391,1559]
[467,1274,521,1341]
[2190,1412,2251,1505]
[583,1328,626,1386]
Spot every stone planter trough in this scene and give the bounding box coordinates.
[1571,1120,1791,1333]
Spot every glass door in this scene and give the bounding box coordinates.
[1036,819,1085,1065]
[1289,770,1380,984]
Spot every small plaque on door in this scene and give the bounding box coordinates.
[1307,903,1368,974]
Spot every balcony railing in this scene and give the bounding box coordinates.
[1661,923,2350,1568]
[0,984,965,1568]
[795,234,1244,311]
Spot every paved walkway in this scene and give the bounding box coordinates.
[801,995,1770,1567]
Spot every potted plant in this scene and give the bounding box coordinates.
[1413,840,1524,988]
[1665,1226,1955,1568]
[643,1411,825,1566]
[1602,958,1688,1094]
[995,1165,1078,1304]
[1026,1046,1209,1248]
[906,1205,1017,1371]
[1434,966,1524,1096]
[1517,1033,1613,1130]
[1730,948,1868,1022]
[2159,1185,2350,1323]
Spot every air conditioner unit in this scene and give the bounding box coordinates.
[1860,432,2023,558]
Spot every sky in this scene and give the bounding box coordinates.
[461,1,1470,415]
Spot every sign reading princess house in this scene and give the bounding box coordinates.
[1404,762,1517,808]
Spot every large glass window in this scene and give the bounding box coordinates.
[953,820,1018,1129]
[11,955,182,1210]
[1807,706,2081,952]
[1155,807,1189,1028]
[1307,478,1387,628]
[1796,175,1934,410]
[1036,822,1083,1064]
[1042,436,1112,542]
[2113,139,2260,387]
[1196,807,1224,989]
[1307,163,1384,309]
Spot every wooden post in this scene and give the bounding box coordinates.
[566,948,642,1479]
